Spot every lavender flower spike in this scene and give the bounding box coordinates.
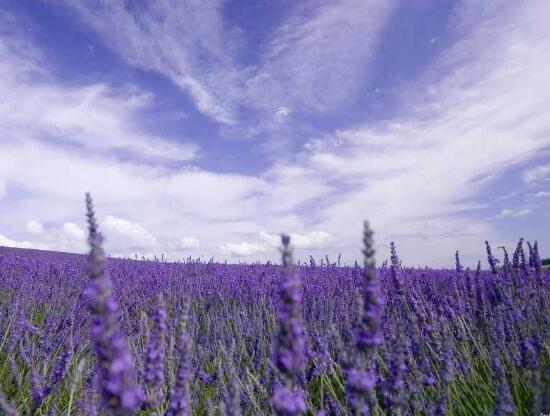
[492,356,514,416]
[486,241,498,275]
[347,221,383,414]
[455,250,463,274]
[271,234,307,416]
[85,193,142,415]
[166,328,191,416]
[145,294,167,409]
[0,390,17,416]
[358,222,383,357]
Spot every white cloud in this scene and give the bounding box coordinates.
[62,222,86,241]
[291,231,331,249]
[219,241,268,257]
[274,106,291,121]
[497,209,532,218]
[173,236,200,249]
[0,233,35,249]
[523,164,550,183]
[534,191,550,198]
[26,220,43,235]
[7,222,87,252]
[222,230,331,257]
[259,230,331,249]
[101,215,160,250]
[0,134,276,258]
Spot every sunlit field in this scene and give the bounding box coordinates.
[0,195,548,415]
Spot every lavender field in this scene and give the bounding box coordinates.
[0,195,547,416]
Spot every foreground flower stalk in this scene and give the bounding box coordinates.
[145,294,167,410]
[346,221,384,415]
[85,193,142,415]
[271,234,307,416]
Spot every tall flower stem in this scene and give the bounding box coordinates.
[346,221,384,415]
[271,234,307,416]
[85,193,142,415]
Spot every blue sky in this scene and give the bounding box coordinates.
[1,0,549,266]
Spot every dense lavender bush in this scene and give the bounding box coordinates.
[0,195,549,415]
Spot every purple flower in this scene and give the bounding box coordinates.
[271,234,306,415]
[346,368,376,414]
[492,356,514,416]
[533,241,543,288]
[46,341,72,394]
[498,246,512,280]
[356,222,384,357]
[310,336,331,378]
[223,366,242,416]
[166,330,191,416]
[519,336,538,370]
[30,366,45,411]
[346,221,383,414]
[272,386,307,416]
[474,261,486,324]
[527,241,535,269]
[390,242,404,297]
[382,339,406,414]
[512,238,523,271]
[436,328,455,415]
[486,241,498,275]
[20,342,45,411]
[145,294,167,408]
[85,193,142,415]
[0,391,17,416]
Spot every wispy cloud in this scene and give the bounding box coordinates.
[62,0,396,126]
[497,209,532,219]
[60,0,243,124]
[0,28,198,163]
[245,0,396,115]
[523,164,550,183]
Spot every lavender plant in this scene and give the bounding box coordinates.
[345,221,383,415]
[271,234,307,416]
[84,193,143,415]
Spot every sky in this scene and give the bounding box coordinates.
[1,0,550,267]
